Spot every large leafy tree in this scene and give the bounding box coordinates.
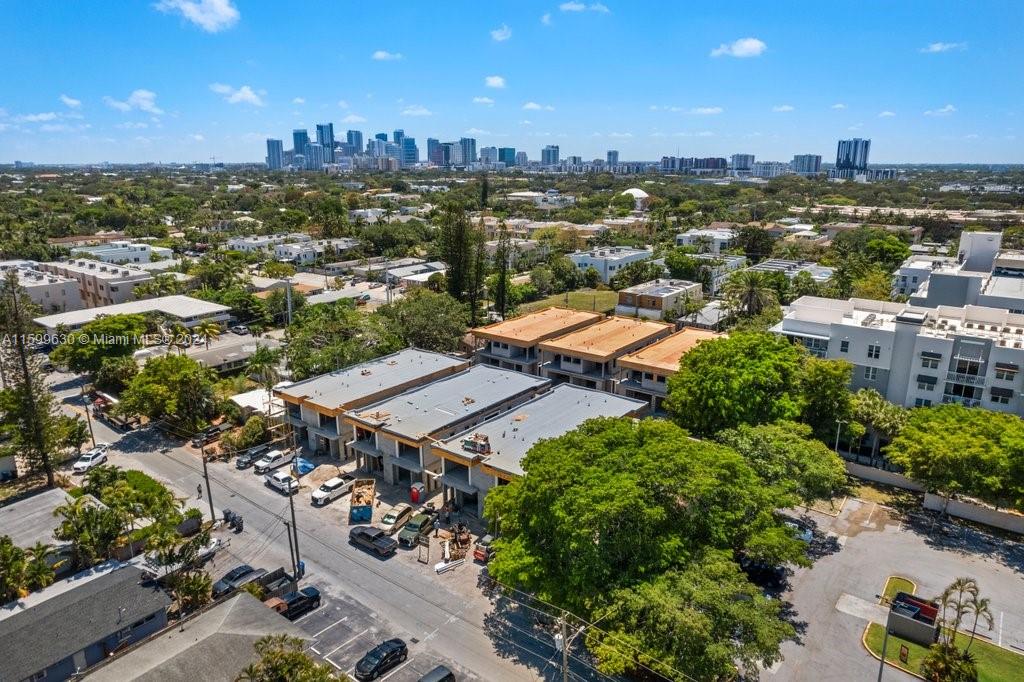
[286,300,401,380]
[377,289,469,353]
[485,417,803,679]
[664,332,807,436]
[799,356,860,444]
[118,354,217,431]
[53,496,126,571]
[724,269,778,318]
[852,388,908,460]
[51,314,147,374]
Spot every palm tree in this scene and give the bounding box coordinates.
[938,577,980,648]
[724,270,777,318]
[166,322,190,355]
[852,388,908,461]
[921,644,977,682]
[246,344,283,415]
[964,593,994,653]
[0,536,27,603]
[193,320,221,350]
[24,542,57,591]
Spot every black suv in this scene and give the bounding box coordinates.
[354,638,407,680]
[349,526,398,557]
[273,586,321,620]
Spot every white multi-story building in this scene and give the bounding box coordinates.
[569,246,654,283]
[614,279,702,320]
[39,259,152,307]
[70,240,173,264]
[774,295,1024,414]
[751,161,792,178]
[226,233,311,254]
[274,238,359,264]
[746,259,834,283]
[676,228,736,254]
[0,260,83,313]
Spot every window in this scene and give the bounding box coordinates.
[864,366,878,381]
[996,369,1017,381]
[992,394,1010,405]
[921,357,939,370]
[917,381,934,391]
[867,344,881,360]
[840,340,849,353]
[914,398,932,408]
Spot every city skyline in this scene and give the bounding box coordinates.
[1,1,1022,164]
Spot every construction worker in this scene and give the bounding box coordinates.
[197,483,203,499]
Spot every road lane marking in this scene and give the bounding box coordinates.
[324,627,369,658]
[380,659,414,680]
[999,611,1004,646]
[313,616,348,638]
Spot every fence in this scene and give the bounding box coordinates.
[922,493,1024,534]
[845,461,926,492]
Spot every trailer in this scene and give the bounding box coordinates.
[349,478,376,524]
[257,567,298,600]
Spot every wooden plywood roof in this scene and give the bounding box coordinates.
[618,327,724,374]
[539,316,673,361]
[472,307,603,345]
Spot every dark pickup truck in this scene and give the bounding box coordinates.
[265,586,321,621]
[397,512,434,548]
[191,422,231,448]
[349,525,398,557]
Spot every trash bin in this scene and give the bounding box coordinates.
[410,482,425,503]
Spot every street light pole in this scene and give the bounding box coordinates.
[834,419,848,454]
[199,444,215,522]
[877,627,892,681]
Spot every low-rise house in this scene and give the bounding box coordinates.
[473,307,603,374]
[275,349,468,458]
[274,238,360,265]
[0,564,171,681]
[539,316,674,392]
[226,233,310,254]
[70,240,172,264]
[614,278,702,320]
[569,246,654,284]
[616,328,723,410]
[0,488,84,575]
[187,338,282,375]
[431,385,646,517]
[344,366,549,490]
[692,253,748,295]
[34,295,231,333]
[385,261,446,286]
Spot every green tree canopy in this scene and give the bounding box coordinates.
[286,301,401,380]
[51,314,147,374]
[377,288,470,353]
[118,354,217,431]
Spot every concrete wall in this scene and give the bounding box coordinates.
[845,461,926,492]
[923,493,1024,534]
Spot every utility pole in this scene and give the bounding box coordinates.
[877,626,891,681]
[199,444,215,522]
[559,614,569,682]
[81,385,96,448]
[284,519,297,577]
[285,277,293,325]
[288,485,301,576]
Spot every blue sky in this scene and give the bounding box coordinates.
[1,1,1022,164]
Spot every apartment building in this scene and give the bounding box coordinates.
[676,228,736,254]
[539,316,674,392]
[226,233,311,254]
[0,260,82,313]
[569,246,654,283]
[431,385,646,517]
[823,222,924,244]
[692,253,748,295]
[34,295,231,332]
[274,238,359,265]
[39,259,153,307]
[773,295,1024,414]
[746,259,834,284]
[274,349,468,458]
[614,279,702,320]
[70,240,173,264]
[343,366,549,490]
[473,307,603,374]
[616,327,724,410]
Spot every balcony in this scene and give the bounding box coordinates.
[942,395,981,408]
[945,371,986,386]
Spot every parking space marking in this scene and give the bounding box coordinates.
[379,659,414,680]
[310,646,321,654]
[999,611,1004,646]
[294,609,321,623]
[313,616,348,638]
[323,628,370,659]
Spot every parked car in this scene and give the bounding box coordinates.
[354,638,408,681]
[230,324,249,335]
[253,449,293,474]
[784,519,814,544]
[191,423,230,448]
[265,586,321,620]
[397,513,434,548]
[378,503,414,535]
[349,526,398,557]
[195,537,225,564]
[265,470,299,495]
[212,564,267,598]
[235,448,263,469]
[418,665,456,682]
[311,474,356,506]
[72,445,110,473]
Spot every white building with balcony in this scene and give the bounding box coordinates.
[38,259,153,308]
[274,238,359,264]
[676,228,736,254]
[569,246,654,283]
[70,240,173,264]
[0,260,82,313]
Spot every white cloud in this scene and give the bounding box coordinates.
[209,83,265,106]
[103,89,163,114]
[115,121,149,130]
[772,104,795,112]
[541,12,552,25]
[920,41,967,53]
[559,2,608,11]
[491,24,512,41]
[341,114,366,123]
[18,112,58,122]
[337,100,349,108]
[519,119,533,125]
[522,101,554,111]
[608,131,632,138]
[485,75,506,89]
[964,133,979,139]
[710,37,767,58]
[589,3,610,12]
[472,96,495,106]
[189,133,205,141]
[372,50,402,61]
[696,131,715,137]
[848,123,864,131]
[878,110,896,118]
[924,104,956,116]
[292,97,305,105]
[401,104,432,117]
[59,94,81,109]
[155,0,239,33]
[689,106,723,115]
[465,127,491,135]
[831,103,847,110]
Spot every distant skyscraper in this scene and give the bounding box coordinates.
[367,138,387,157]
[515,151,528,166]
[384,142,402,163]
[393,129,405,145]
[305,142,325,170]
[375,132,388,142]
[458,138,477,164]
[498,147,516,166]
[292,129,309,156]
[346,130,364,153]
[439,142,456,166]
[316,123,335,163]
[836,138,870,171]
[792,154,822,175]
[730,154,755,173]
[606,150,619,167]
[401,137,418,166]
[426,138,441,165]
[541,145,559,166]
[479,146,498,164]
[266,139,284,170]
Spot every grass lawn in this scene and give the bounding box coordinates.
[518,289,619,315]
[865,623,1023,682]
[882,576,916,603]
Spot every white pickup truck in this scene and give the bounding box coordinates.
[253,449,294,474]
[265,470,299,495]
[310,474,356,506]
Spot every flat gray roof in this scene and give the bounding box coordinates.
[277,348,468,412]
[35,295,230,330]
[437,385,645,477]
[349,365,550,440]
[189,338,281,369]
[0,488,74,549]
[985,275,1024,299]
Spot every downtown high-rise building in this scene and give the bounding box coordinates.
[346,130,364,153]
[515,151,528,166]
[426,138,441,164]
[266,139,284,170]
[393,129,405,145]
[792,154,822,175]
[367,138,387,157]
[541,145,559,166]
[315,123,335,163]
[439,142,456,166]
[375,132,388,142]
[606,150,619,167]
[479,146,498,164]
[730,153,755,174]
[401,137,418,166]
[384,142,402,164]
[836,138,870,171]
[458,137,477,165]
[292,129,309,156]
[498,147,516,166]
[305,142,325,170]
